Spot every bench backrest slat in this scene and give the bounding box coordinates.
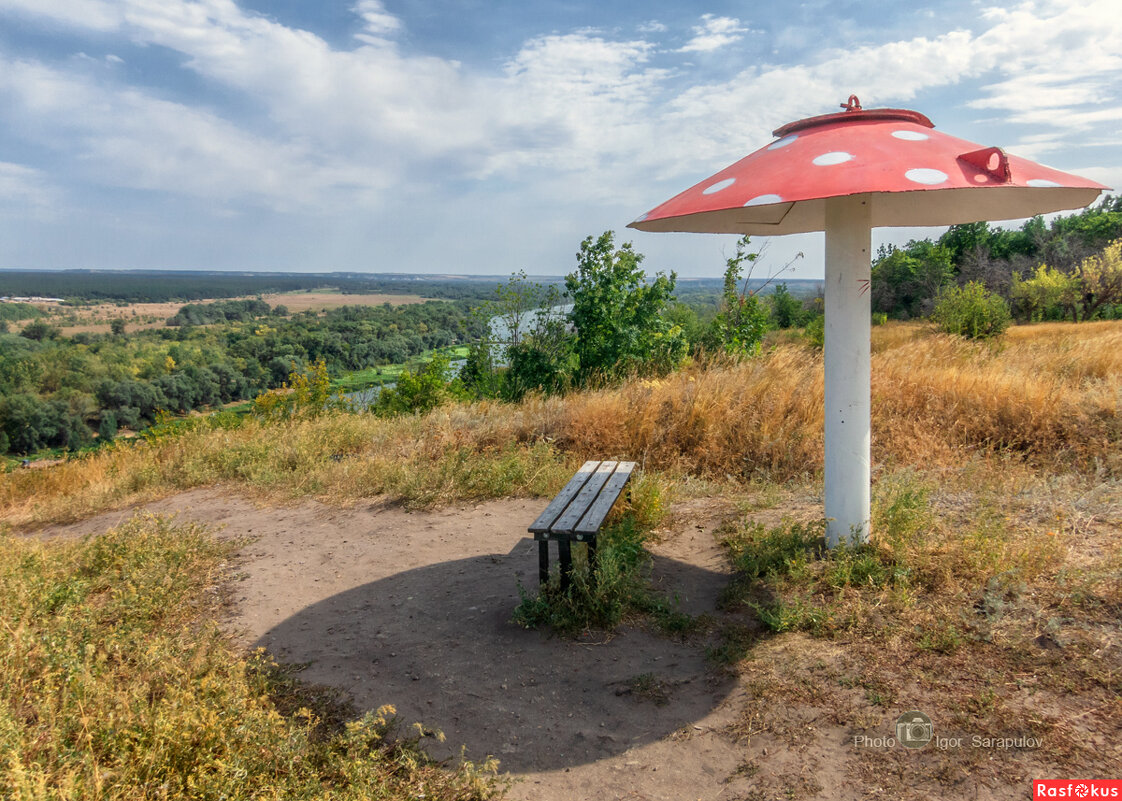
[527,460,600,533]
[574,461,636,535]
[551,461,617,534]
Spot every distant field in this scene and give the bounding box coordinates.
[8,291,430,334]
[258,291,428,311]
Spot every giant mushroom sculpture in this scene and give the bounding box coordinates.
[629,96,1108,547]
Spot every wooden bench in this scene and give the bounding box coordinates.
[528,460,636,590]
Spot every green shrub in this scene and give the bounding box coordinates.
[803,315,824,349]
[931,281,1011,339]
[374,354,464,417]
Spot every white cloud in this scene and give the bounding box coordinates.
[0,161,59,218]
[0,56,395,211]
[0,0,121,31]
[1071,165,1122,192]
[677,14,749,53]
[638,20,667,34]
[0,0,1118,222]
[352,0,402,42]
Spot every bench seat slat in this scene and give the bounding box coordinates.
[551,461,617,533]
[528,460,599,533]
[573,461,635,535]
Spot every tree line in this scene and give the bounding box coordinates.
[0,270,508,304]
[872,196,1122,323]
[0,299,484,455]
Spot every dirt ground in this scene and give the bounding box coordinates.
[38,489,1100,801]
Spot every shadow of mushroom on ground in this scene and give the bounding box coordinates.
[254,538,739,773]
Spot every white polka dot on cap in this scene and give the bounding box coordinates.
[744,194,783,207]
[892,130,929,141]
[768,135,798,150]
[1026,179,1061,187]
[905,168,948,185]
[813,152,854,166]
[703,178,736,195]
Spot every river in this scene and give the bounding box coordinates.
[344,304,570,409]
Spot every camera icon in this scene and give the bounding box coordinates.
[895,710,933,749]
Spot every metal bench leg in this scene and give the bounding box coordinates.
[538,540,549,587]
[586,539,598,592]
[558,539,573,592]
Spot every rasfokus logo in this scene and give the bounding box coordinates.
[1034,780,1122,798]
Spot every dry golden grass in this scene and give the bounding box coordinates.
[0,409,576,528]
[544,320,1121,479]
[2,320,1119,529]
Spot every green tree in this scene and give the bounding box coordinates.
[931,282,1011,339]
[941,221,991,268]
[566,231,686,382]
[1077,239,1122,320]
[769,282,803,329]
[19,319,59,341]
[464,271,567,398]
[1010,264,1081,322]
[706,236,769,356]
[871,242,953,319]
[488,270,555,353]
[458,340,503,398]
[98,410,118,442]
[110,318,127,335]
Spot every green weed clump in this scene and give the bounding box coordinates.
[717,469,1072,649]
[0,515,504,800]
[512,477,693,636]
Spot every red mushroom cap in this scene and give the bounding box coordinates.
[629,98,1109,236]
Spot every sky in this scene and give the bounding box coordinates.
[0,0,1119,280]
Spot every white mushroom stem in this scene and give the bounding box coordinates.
[824,193,872,546]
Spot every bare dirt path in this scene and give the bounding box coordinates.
[38,489,773,801]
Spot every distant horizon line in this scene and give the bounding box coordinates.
[0,266,824,284]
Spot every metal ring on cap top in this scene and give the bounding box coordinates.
[772,97,934,137]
